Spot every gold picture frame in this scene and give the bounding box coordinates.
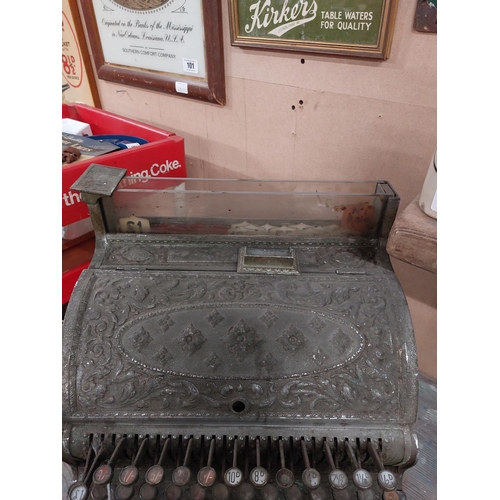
[228,0,399,60]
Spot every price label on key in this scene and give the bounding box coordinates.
[145,464,165,486]
[328,470,348,490]
[224,467,243,487]
[68,482,89,500]
[250,466,269,487]
[378,470,397,491]
[353,469,373,490]
[119,465,139,486]
[145,436,170,486]
[93,464,113,485]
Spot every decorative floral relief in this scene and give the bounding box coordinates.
[311,348,328,366]
[207,309,225,327]
[131,327,153,352]
[159,315,174,332]
[278,325,306,352]
[153,346,173,365]
[115,303,363,382]
[206,352,221,372]
[221,319,262,361]
[74,271,403,418]
[259,310,279,328]
[175,324,206,355]
[308,317,326,334]
[106,243,169,265]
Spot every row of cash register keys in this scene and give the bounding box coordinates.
[67,435,404,500]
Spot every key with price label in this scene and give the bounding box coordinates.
[346,441,374,500]
[323,440,349,500]
[275,437,294,489]
[68,439,105,500]
[145,437,170,486]
[249,438,269,488]
[366,441,401,500]
[224,438,243,488]
[172,437,194,487]
[197,437,217,488]
[118,438,148,487]
[300,439,321,490]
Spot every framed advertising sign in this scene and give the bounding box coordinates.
[78,0,226,105]
[63,0,101,106]
[228,0,399,59]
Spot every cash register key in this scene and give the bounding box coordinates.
[224,467,243,487]
[197,466,217,488]
[197,438,217,488]
[249,438,269,488]
[90,484,108,500]
[115,484,135,500]
[352,469,373,490]
[173,437,194,486]
[365,441,397,495]
[284,484,302,500]
[119,465,140,487]
[165,483,183,500]
[276,468,294,489]
[146,465,166,486]
[276,439,294,489]
[119,438,148,487]
[356,490,374,500]
[224,439,243,487]
[249,466,269,488]
[172,438,193,486]
[377,470,396,491]
[237,482,255,500]
[300,439,321,490]
[139,483,158,500]
[93,464,113,485]
[190,483,206,500]
[328,470,348,490]
[68,482,89,500]
[331,489,350,500]
[213,483,230,500]
[261,483,278,500]
[172,466,192,487]
[322,441,348,493]
[146,437,170,486]
[309,485,328,500]
[302,468,321,490]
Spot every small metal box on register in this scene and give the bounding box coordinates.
[63,164,418,500]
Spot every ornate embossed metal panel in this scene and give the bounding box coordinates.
[63,166,418,500]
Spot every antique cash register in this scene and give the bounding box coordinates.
[62,165,418,500]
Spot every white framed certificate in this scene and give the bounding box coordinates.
[79,0,226,104]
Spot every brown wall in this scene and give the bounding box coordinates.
[91,0,437,378]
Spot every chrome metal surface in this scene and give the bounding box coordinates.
[63,166,421,500]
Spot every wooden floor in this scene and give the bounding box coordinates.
[403,373,437,500]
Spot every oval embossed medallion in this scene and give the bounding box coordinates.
[117,304,364,380]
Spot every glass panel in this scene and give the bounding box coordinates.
[107,178,396,238]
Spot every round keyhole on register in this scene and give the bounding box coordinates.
[232,400,246,413]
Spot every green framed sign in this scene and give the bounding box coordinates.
[228,0,399,59]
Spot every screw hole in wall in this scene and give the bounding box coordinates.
[291,105,296,110]
[301,59,305,64]
[299,100,303,105]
